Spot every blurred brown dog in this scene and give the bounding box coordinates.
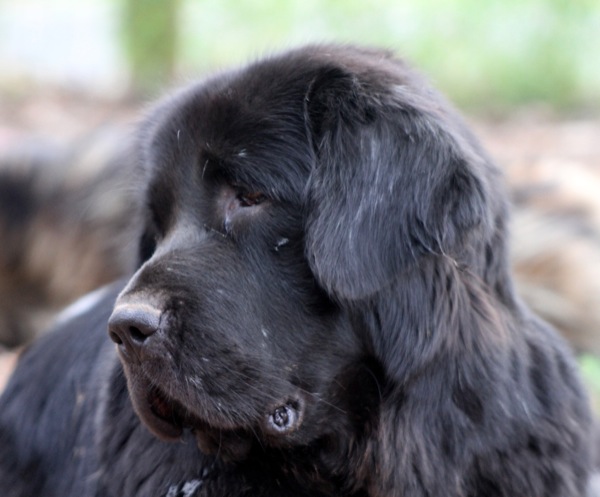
[509,158,600,355]
[0,130,137,348]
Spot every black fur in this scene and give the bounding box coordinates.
[0,45,593,496]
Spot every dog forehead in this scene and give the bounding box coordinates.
[145,72,318,202]
[142,44,426,203]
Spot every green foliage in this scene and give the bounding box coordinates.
[122,0,180,95]
[579,355,600,414]
[117,0,599,109]
[174,0,600,113]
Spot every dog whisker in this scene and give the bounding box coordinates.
[202,224,226,238]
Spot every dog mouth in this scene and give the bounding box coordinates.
[143,385,187,440]
[137,384,251,460]
[132,381,305,461]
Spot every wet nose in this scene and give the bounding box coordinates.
[108,304,161,358]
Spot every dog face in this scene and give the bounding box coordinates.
[108,50,376,461]
[108,45,499,465]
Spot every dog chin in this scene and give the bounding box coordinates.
[126,372,307,460]
[126,376,250,459]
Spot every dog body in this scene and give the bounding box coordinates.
[0,45,593,496]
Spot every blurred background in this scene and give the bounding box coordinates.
[1,0,600,110]
[0,0,599,406]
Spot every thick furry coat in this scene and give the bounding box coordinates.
[0,45,593,497]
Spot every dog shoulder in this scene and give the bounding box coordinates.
[0,281,125,495]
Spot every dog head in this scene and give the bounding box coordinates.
[107,45,501,470]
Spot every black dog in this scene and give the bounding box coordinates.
[0,45,593,496]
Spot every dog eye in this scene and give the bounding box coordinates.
[138,228,158,264]
[236,190,267,207]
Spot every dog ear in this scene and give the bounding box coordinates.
[304,65,493,300]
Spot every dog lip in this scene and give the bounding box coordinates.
[137,384,255,460]
[127,373,307,451]
[130,380,245,445]
[142,388,183,441]
[131,386,184,441]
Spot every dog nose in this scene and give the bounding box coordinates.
[108,304,161,357]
